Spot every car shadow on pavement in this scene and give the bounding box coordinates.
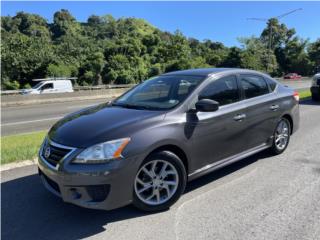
[1,150,271,240]
[1,174,151,240]
[185,150,270,194]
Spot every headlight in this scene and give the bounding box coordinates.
[73,138,130,164]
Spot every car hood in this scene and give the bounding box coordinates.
[48,103,165,148]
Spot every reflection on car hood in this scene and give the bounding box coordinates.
[48,103,165,148]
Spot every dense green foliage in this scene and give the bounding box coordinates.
[1,10,319,89]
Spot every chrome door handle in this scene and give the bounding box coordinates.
[233,113,246,121]
[270,104,279,111]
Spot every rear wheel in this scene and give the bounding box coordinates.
[270,118,291,155]
[133,151,187,212]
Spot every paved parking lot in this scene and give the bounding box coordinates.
[1,100,319,240]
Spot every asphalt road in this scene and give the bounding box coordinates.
[1,99,108,136]
[1,100,319,240]
[0,79,312,136]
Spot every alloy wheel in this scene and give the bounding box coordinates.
[134,160,179,206]
[275,120,289,150]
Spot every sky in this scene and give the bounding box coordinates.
[1,1,319,47]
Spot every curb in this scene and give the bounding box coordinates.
[1,159,36,172]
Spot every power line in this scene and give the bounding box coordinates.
[247,8,303,73]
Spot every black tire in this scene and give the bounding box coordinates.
[132,151,187,212]
[270,117,291,155]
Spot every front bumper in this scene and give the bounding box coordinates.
[38,141,143,210]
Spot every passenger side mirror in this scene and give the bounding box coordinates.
[195,99,219,112]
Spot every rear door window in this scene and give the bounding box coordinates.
[265,77,277,91]
[240,75,269,99]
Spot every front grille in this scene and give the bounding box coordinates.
[86,185,110,202]
[42,141,72,167]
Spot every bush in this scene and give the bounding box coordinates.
[3,80,20,90]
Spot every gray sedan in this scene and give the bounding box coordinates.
[38,68,299,212]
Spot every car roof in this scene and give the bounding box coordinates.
[161,68,266,77]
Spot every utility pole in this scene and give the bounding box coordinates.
[247,8,302,73]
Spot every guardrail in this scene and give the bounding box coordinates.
[1,84,136,96]
[73,84,136,91]
[1,90,21,95]
[1,78,312,96]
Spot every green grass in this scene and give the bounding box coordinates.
[1,131,46,165]
[297,89,311,100]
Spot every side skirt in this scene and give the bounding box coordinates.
[188,143,270,181]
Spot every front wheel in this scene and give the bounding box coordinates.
[132,151,187,212]
[270,118,291,155]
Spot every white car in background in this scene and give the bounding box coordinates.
[22,79,74,95]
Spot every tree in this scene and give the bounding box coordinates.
[221,47,242,68]
[51,9,80,39]
[79,52,105,85]
[260,18,296,49]
[1,32,54,86]
[279,37,312,75]
[238,37,278,74]
[1,11,318,89]
[308,39,320,72]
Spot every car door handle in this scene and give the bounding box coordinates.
[270,104,279,111]
[233,113,246,121]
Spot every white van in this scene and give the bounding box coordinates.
[22,79,74,95]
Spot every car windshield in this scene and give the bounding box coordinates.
[32,82,44,89]
[113,75,205,110]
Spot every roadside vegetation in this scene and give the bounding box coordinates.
[298,89,312,99]
[1,10,319,90]
[1,131,46,164]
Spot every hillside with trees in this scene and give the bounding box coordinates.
[1,9,319,89]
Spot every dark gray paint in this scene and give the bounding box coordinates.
[39,68,300,210]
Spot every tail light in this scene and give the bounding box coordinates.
[293,91,299,102]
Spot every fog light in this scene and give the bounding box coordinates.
[70,188,81,199]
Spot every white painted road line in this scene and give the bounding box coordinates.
[1,116,63,126]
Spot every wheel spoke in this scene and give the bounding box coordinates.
[142,167,153,178]
[138,184,152,194]
[136,177,146,186]
[163,184,171,197]
[151,161,157,177]
[155,189,160,203]
[159,162,168,178]
[146,192,155,201]
[163,180,177,186]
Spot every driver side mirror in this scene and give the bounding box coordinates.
[195,99,219,112]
